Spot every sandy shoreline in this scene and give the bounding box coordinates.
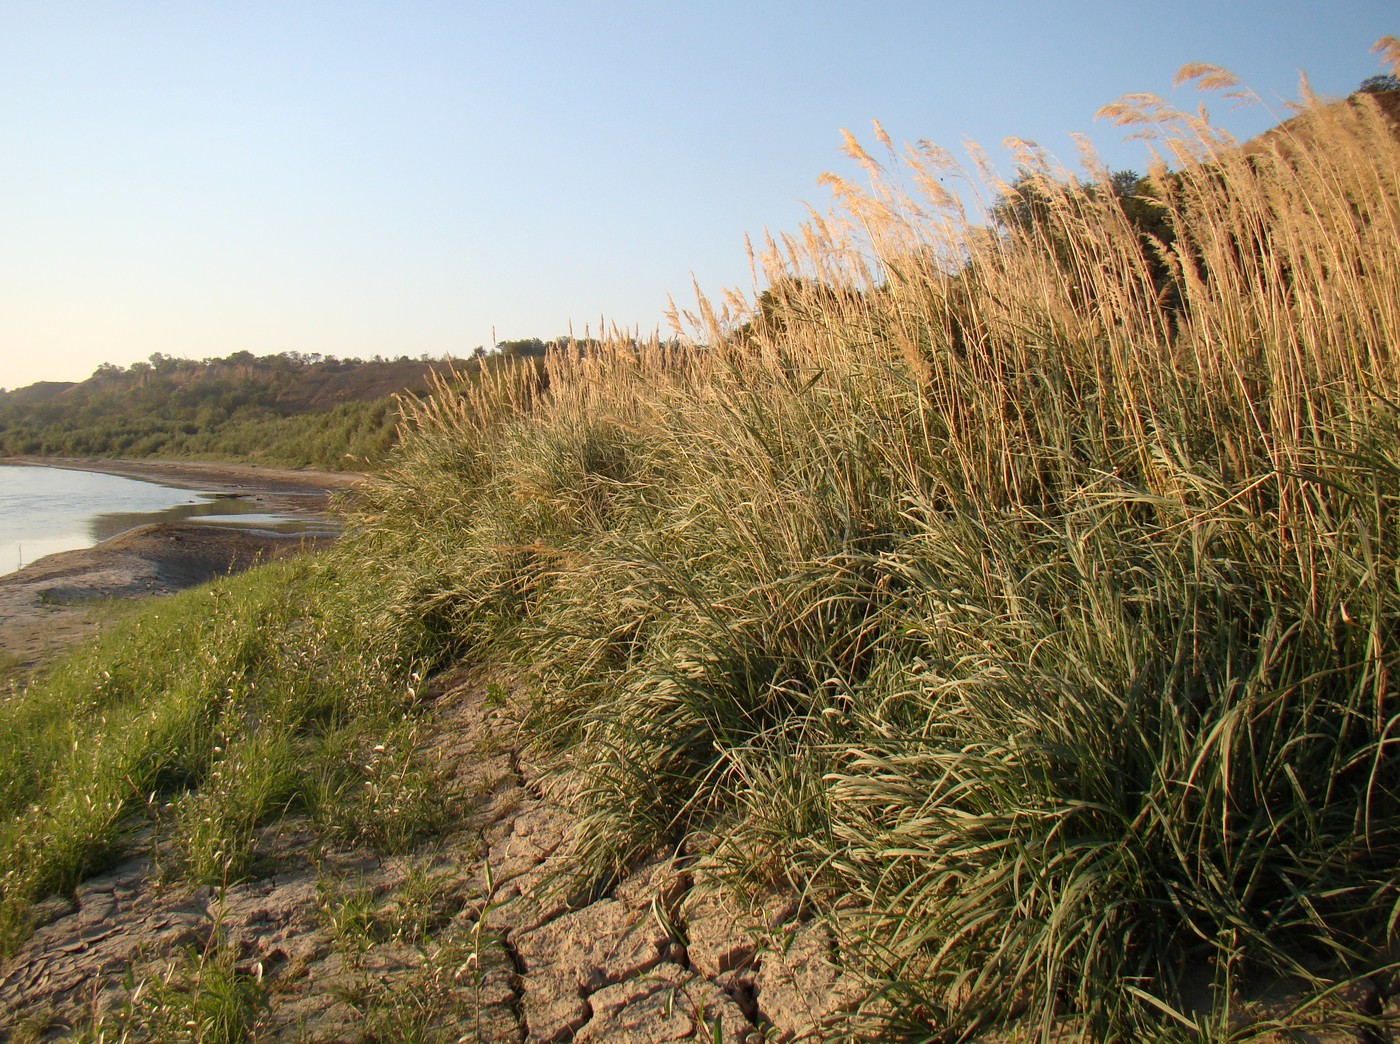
[4,455,368,517]
[0,457,365,677]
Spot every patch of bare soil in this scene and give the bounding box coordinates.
[0,672,860,1042]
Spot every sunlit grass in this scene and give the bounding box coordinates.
[3,45,1399,1041]
[76,936,266,1043]
[0,557,443,953]
[344,48,1400,1038]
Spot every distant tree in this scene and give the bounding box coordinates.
[1358,73,1400,95]
[991,168,1165,240]
[226,351,258,380]
[728,276,853,347]
[990,171,1055,236]
[990,167,1179,311]
[498,338,548,358]
[1109,171,1174,251]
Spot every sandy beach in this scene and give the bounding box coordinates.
[0,458,363,675]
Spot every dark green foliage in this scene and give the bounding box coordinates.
[992,167,1179,308]
[497,336,605,359]
[496,338,549,358]
[1358,73,1400,94]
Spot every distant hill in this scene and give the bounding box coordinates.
[1,382,78,406]
[70,351,449,411]
[0,351,464,469]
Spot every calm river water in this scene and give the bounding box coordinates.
[0,464,319,577]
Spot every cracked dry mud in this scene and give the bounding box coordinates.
[0,672,858,1042]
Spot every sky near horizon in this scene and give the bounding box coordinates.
[0,2,1394,391]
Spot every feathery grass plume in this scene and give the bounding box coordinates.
[1372,34,1400,73]
[315,43,1400,1038]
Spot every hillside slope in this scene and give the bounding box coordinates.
[0,352,455,468]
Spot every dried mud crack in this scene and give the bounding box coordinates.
[0,669,859,1042]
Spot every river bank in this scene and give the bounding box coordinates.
[3,456,367,517]
[0,458,362,676]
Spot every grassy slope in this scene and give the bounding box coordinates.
[3,71,1400,1040]
[348,82,1400,1037]
[0,558,443,949]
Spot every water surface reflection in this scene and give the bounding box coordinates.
[88,496,323,541]
[1,464,336,577]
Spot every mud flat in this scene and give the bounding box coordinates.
[0,523,334,674]
[0,458,360,674]
[0,669,854,1042]
[4,456,366,518]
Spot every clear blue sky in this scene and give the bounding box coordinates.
[0,1,1394,390]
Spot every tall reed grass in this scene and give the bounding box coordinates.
[350,44,1400,1038]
